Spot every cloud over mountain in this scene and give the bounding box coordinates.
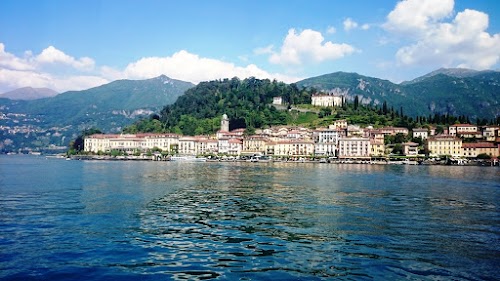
[384,0,500,69]
[267,28,356,65]
[0,44,301,93]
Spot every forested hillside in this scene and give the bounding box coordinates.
[127,77,312,135]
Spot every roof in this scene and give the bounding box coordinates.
[462,142,497,148]
[449,124,477,127]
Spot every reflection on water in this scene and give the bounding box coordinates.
[0,156,499,280]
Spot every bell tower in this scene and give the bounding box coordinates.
[221,114,229,132]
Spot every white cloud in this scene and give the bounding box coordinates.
[267,28,356,65]
[343,18,358,31]
[327,26,336,34]
[0,43,35,71]
[361,24,370,30]
[253,45,274,55]
[384,0,454,36]
[0,44,106,92]
[0,43,303,93]
[35,46,95,71]
[123,50,301,84]
[384,0,500,70]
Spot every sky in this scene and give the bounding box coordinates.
[0,0,499,93]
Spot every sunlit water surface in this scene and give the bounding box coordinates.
[0,155,499,280]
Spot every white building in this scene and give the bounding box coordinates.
[312,128,343,156]
[272,96,283,105]
[412,128,429,140]
[448,124,478,136]
[338,137,371,158]
[84,133,179,154]
[311,94,343,107]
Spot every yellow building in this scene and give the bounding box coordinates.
[242,135,268,155]
[274,140,314,156]
[370,139,385,157]
[463,142,499,158]
[425,135,463,157]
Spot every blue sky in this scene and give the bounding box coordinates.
[0,0,499,93]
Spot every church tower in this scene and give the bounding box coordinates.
[221,114,229,132]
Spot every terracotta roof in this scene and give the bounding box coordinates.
[462,142,497,148]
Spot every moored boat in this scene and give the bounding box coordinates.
[170,156,207,162]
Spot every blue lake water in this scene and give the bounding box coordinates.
[0,155,499,280]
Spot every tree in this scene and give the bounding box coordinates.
[354,96,359,110]
[477,153,491,159]
[68,128,102,154]
[392,144,403,155]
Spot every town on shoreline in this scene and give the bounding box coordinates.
[80,114,500,166]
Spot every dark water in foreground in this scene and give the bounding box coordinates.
[0,155,499,280]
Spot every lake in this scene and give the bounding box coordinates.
[0,155,499,280]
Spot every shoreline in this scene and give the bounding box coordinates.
[63,154,498,166]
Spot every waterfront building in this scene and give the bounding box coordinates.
[314,142,337,156]
[84,133,180,154]
[412,128,429,140]
[338,137,371,158]
[274,139,314,156]
[143,133,180,153]
[462,142,499,158]
[313,128,344,144]
[370,139,385,157]
[84,134,113,153]
[196,138,219,155]
[425,135,463,157]
[228,138,243,155]
[402,142,419,156]
[242,135,268,155]
[312,128,343,156]
[178,136,198,155]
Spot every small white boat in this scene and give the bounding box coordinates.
[170,156,207,162]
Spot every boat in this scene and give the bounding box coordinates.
[170,156,207,162]
[247,155,272,163]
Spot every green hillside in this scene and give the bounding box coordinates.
[296,69,500,120]
[0,75,194,151]
[127,76,487,137]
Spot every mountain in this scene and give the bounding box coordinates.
[0,87,58,100]
[402,68,497,84]
[0,75,194,152]
[296,69,500,120]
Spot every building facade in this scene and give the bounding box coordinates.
[338,137,371,158]
[311,94,343,107]
[425,135,463,157]
[462,142,499,158]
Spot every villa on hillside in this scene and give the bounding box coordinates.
[311,93,344,107]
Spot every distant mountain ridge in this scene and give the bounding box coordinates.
[0,75,194,151]
[296,68,500,120]
[402,68,498,84]
[0,87,58,100]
